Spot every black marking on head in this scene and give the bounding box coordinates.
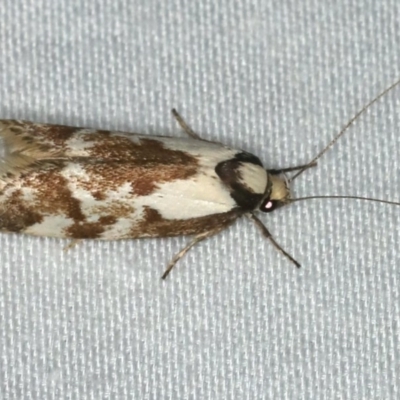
[233,151,263,167]
[215,154,265,211]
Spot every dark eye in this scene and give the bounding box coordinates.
[260,198,279,213]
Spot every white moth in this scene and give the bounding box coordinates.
[0,81,399,279]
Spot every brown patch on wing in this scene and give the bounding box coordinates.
[36,124,83,146]
[78,138,200,196]
[0,164,118,238]
[91,190,107,201]
[0,189,44,232]
[92,202,136,219]
[27,167,119,238]
[66,215,118,239]
[129,206,240,238]
[26,167,86,221]
[0,120,83,153]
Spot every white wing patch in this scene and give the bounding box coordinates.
[133,174,237,220]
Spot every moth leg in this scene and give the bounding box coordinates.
[171,109,202,140]
[245,213,301,268]
[63,239,82,251]
[162,225,230,280]
[268,162,317,175]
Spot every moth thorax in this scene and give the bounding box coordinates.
[269,174,290,202]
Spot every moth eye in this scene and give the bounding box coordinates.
[260,199,278,213]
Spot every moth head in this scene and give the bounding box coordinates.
[259,173,291,213]
[215,152,292,213]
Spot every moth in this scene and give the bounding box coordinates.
[0,81,399,279]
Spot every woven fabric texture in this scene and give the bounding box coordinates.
[0,1,399,398]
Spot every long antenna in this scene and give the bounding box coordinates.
[290,77,400,182]
[291,195,400,207]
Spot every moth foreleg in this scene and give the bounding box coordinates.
[246,213,301,268]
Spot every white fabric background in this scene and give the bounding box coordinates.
[0,1,400,399]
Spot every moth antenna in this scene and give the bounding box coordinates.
[290,77,400,182]
[290,195,400,207]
